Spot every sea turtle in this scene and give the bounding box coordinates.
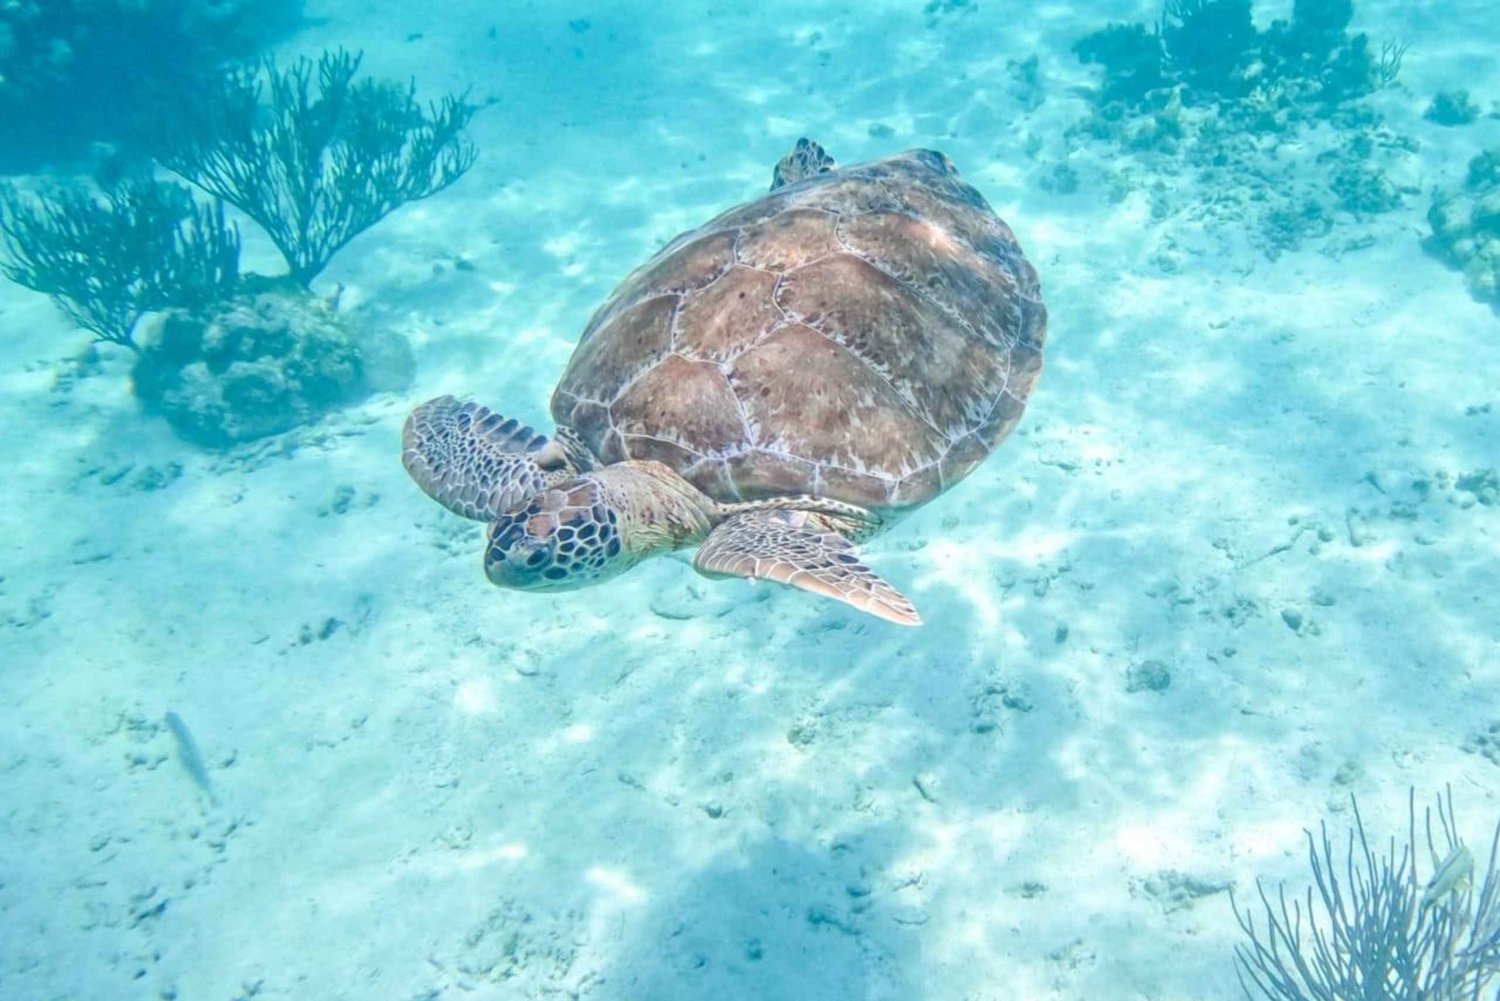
[402,140,1047,625]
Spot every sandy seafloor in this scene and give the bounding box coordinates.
[2,1,1499,998]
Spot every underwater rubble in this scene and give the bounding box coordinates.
[1063,0,1415,260]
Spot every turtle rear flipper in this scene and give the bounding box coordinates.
[402,396,579,520]
[771,138,837,191]
[694,508,921,625]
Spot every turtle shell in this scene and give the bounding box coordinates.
[551,148,1047,513]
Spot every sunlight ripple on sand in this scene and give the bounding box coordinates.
[586,866,647,904]
[453,678,498,715]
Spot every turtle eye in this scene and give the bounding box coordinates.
[492,522,525,551]
[524,548,548,567]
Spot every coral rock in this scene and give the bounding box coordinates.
[131,282,412,448]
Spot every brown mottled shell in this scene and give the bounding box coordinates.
[551,149,1047,513]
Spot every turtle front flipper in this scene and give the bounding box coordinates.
[402,396,581,521]
[694,508,921,626]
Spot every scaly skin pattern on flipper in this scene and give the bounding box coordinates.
[716,494,881,542]
[402,396,577,521]
[403,406,915,616]
[694,507,921,626]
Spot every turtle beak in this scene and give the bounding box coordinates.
[484,505,551,589]
[490,538,549,583]
[481,478,633,592]
[484,530,557,589]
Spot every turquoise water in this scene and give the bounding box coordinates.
[2,1,1499,998]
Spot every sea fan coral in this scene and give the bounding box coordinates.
[1232,789,1500,1000]
[155,48,478,286]
[0,179,239,349]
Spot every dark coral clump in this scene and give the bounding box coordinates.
[1074,0,1404,110]
[1466,151,1500,192]
[1261,0,1350,80]
[1329,162,1402,215]
[1258,0,1407,105]
[1072,23,1166,105]
[0,0,303,171]
[1424,90,1481,127]
[1160,0,1257,97]
[1065,0,1412,259]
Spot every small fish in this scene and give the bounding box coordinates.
[1421,844,1473,908]
[163,711,218,808]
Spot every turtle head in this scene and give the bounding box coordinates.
[482,462,716,592]
[483,476,635,591]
